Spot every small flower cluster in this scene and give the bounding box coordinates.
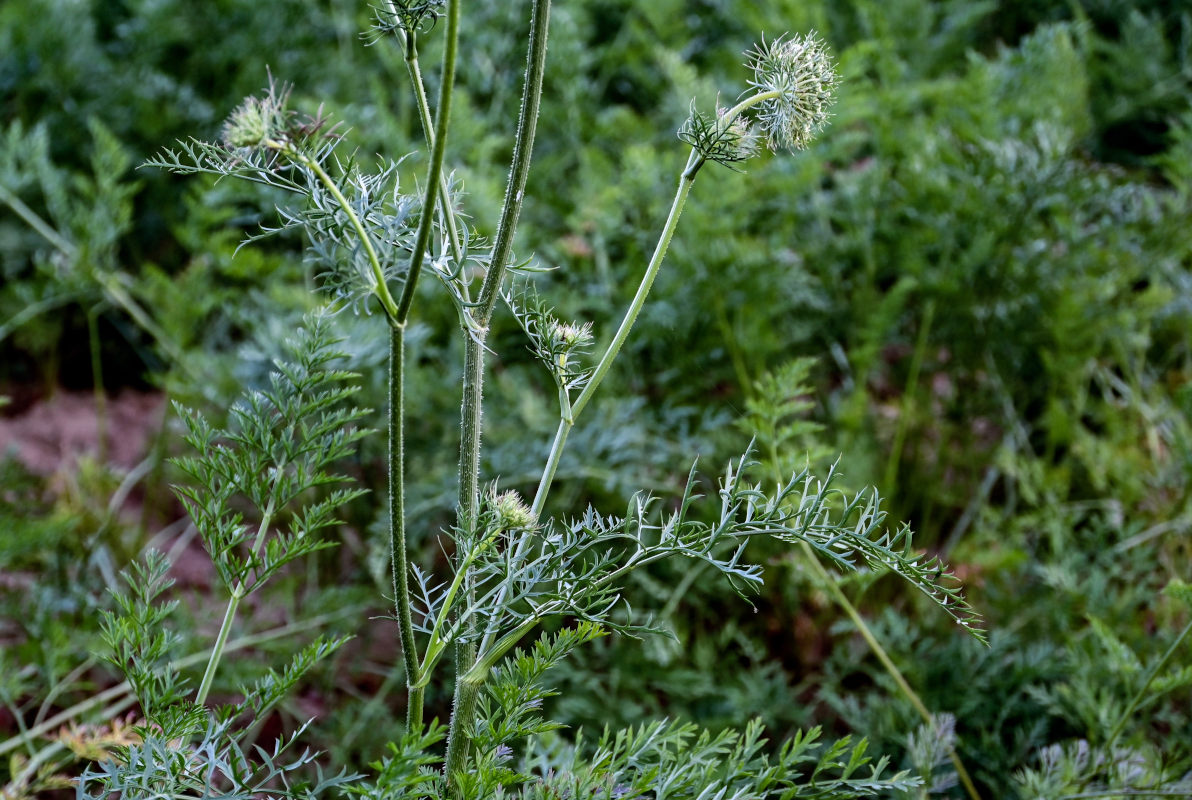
[678,102,761,169]
[678,32,837,168]
[489,489,537,531]
[221,82,292,150]
[747,33,838,151]
[546,320,594,376]
[220,79,342,156]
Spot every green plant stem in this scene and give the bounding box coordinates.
[194,588,243,706]
[87,307,108,464]
[381,0,461,735]
[389,325,423,728]
[1103,616,1192,752]
[882,299,934,492]
[800,544,983,800]
[195,501,276,706]
[445,0,553,787]
[395,6,460,324]
[487,144,706,658]
[443,671,483,784]
[530,148,701,520]
[288,148,400,322]
[0,292,76,345]
[400,29,463,266]
[0,183,77,256]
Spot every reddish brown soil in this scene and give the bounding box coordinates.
[0,389,165,475]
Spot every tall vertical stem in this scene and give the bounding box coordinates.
[445,0,553,788]
[385,0,462,734]
[389,324,423,727]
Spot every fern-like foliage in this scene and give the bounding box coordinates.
[739,357,831,475]
[98,550,199,739]
[253,156,422,315]
[144,82,430,316]
[233,634,351,721]
[77,720,358,800]
[86,310,369,799]
[415,451,983,683]
[472,623,608,775]
[170,310,369,594]
[502,720,920,800]
[348,722,448,800]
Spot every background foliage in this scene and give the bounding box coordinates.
[1,0,1190,797]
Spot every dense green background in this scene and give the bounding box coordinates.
[2,0,1190,797]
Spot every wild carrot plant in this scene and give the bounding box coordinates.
[80,2,990,797]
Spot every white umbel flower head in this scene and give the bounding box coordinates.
[747,33,837,151]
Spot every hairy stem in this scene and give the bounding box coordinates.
[446,0,553,786]
[395,5,461,324]
[389,325,423,727]
[383,0,462,733]
[443,671,484,784]
[401,29,463,265]
[529,148,700,518]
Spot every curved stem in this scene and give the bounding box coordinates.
[478,148,703,656]
[530,148,700,520]
[291,149,400,322]
[720,89,782,127]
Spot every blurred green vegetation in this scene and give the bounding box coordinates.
[2,0,1190,797]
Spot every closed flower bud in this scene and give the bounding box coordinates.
[491,489,537,531]
[221,82,291,150]
[678,101,761,168]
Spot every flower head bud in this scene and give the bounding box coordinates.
[221,82,291,150]
[747,33,837,151]
[490,489,537,531]
[549,321,594,351]
[546,320,594,375]
[720,114,761,162]
[678,101,761,169]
